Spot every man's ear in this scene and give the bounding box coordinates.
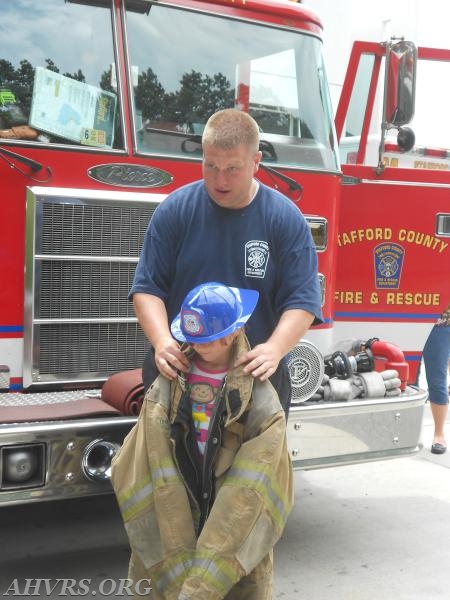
[253,151,262,173]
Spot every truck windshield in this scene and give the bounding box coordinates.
[126,3,339,171]
[0,0,123,149]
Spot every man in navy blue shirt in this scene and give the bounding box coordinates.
[130,108,323,410]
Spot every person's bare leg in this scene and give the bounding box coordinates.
[430,402,448,446]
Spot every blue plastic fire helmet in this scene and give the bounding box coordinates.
[171,282,259,344]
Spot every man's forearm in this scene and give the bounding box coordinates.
[132,292,171,348]
[268,308,315,357]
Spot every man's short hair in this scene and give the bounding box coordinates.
[202,108,260,154]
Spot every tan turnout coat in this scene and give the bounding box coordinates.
[110,333,293,600]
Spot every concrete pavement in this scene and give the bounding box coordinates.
[273,401,450,599]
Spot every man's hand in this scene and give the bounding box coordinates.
[234,342,282,381]
[234,309,315,381]
[133,294,191,380]
[154,336,190,380]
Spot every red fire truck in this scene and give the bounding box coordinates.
[0,0,432,506]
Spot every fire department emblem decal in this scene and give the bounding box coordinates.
[245,240,269,278]
[374,243,405,289]
[181,310,203,336]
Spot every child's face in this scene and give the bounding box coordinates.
[190,331,238,368]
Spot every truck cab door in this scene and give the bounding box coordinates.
[335,41,450,383]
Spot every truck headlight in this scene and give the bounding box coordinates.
[1,444,45,489]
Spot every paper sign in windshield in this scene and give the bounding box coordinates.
[30,67,116,148]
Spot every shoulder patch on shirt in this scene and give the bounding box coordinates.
[245,240,269,278]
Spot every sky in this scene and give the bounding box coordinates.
[303,0,450,147]
[303,0,450,84]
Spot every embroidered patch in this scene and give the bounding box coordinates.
[373,243,404,289]
[181,310,203,336]
[245,240,269,278]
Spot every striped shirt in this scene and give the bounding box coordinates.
[186,361,227,455]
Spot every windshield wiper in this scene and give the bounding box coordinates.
[0,146,42,171]
[258,163,303,200]
[0,146,52,182]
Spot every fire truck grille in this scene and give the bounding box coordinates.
[38,322,147,376]
[41,202,153,257]
[24,188,163,388]
[39,261,137,319]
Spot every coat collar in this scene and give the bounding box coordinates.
[171,330,254,425]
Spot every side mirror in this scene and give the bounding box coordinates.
[377,40,417,174]
[383,39,417,127]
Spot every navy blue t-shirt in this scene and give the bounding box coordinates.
[130,180,323,348]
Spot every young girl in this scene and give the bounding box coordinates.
[111,282,293,599]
